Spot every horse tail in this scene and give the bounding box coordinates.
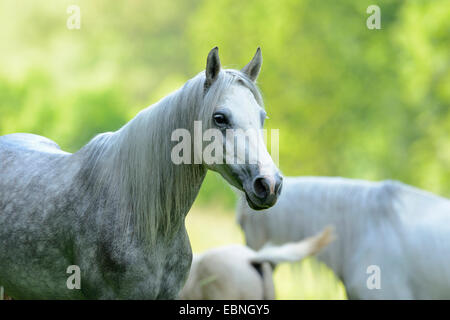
[250,226,335,266]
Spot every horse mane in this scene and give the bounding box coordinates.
[76,69,263,244]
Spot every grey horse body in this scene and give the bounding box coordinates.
[0,73,207,299]
[0,133,196,299]
[238,176,450,299]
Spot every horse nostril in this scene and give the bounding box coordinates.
[252,176,270,199]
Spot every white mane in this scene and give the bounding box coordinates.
[78,70,262,244]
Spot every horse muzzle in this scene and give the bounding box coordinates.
[244,173,283,210]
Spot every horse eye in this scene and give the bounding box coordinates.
[213,113,228,126]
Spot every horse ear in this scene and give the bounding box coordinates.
[205,47,221,89]
[241,47,262,82]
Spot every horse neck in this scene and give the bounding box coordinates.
[76,89,207,244]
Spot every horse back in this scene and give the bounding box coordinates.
[0,132,73,213]
[0,133,68,155]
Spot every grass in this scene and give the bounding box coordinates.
[185,204,347,300]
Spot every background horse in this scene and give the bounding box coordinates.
[179,227,334,300]
[0,47,282,299]
[237,176,450,299]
